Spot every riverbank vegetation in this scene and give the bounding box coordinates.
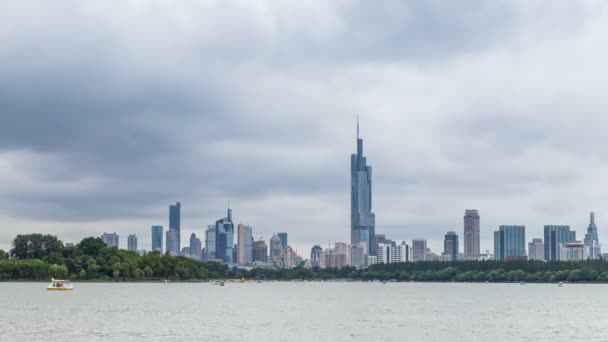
[3,234,608,283]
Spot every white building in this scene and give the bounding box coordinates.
[528,238,544,261]
[127,234,138,252]
[377,242,409,264]
[101,232,119,248]
[560,241,588,261]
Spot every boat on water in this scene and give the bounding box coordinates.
[558,281,563,287]
[212,280,225,286]
[47,278,73,291]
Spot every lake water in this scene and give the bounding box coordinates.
[0,282,605,341]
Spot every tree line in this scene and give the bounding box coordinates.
[3,234,608,282]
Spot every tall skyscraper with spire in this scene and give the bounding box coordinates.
[584,212,601,259]
[351,119,376,255]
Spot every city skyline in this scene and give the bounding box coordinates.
[3,2,608,255]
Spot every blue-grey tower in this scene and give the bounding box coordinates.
[215,206,235,263]
[169,202,181,252]
[584,212,601,259]
[351,119,376,255]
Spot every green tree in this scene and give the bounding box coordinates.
[10,234,64,259]
[76,237,106,256]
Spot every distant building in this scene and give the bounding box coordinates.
[214,207,235,263]
[320,243,348,269]
[65,242,74,248]
[365,255,377,266]
[412,239,427,262]
[127,234,138,252]
[190,233,202,259]
[101,232,119,248]
[205,225,216,260]
[232,244,238,263]
[584,212,601,259]
[276,246,301,268]
[528,238,544,261]
[237,224,253,265]
[350,244,365,267]
[151,226,163,253]
[169,202,181,253]
[181,247,190,255]
[310,245,323,268]
[277,233,288,248]
[377,242,409,264]
[560,241,588,261]
[166,229,179,256]
[253,238,268,263]
[444,231,459,262]
[269,234,283,260]
[494,226,526,261]
[351,120,376,256]
[464,209,480,260]
[544,225,576,261]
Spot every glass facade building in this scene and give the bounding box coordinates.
[214,208,234,263]
[277,233,288,248]
[444,231,459,262]
[494,225,526,261]
[544,225,576,261]
[351,120,376,256]
[169,202,181,252]
[151,225,163,252]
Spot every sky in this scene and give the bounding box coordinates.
[2,1,608,255]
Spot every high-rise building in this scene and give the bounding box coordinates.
[464,210,480,259]
[444,231,459,262]
[276,246,301,268]
[253,238,268,263]
[269,234,283,259]
[560,241,588,261]
[214,207,235,263]
[169,202,181,252]
[237,224,253,265]
[310,245,323,268]
[351,119,376,256]
[377,242,409,264]
[544,225,576,261]
[101,232,119,248]
[151,226,163,253]
[166,229,179,255]
[584,212,601,259]
[528,238,544,261]
[493,226,526,261]
[189,233,202,259]
[127,234,138,252]
[320,246,347,269]
[277,233,288,248]
[412,239,427,262]
[205,225,217,260]
[350,244,365,267]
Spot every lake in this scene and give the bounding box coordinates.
[0,282,605,341]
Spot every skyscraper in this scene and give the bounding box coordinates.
[351,119,376,255]
[101,232,119,248]
[464,210,480,259]
[169,202,181,252]
[528,238,544,261]
[493,225,526,261]
[214,207,235,263]
[166,229,179,255]
[237,224,253,265]
[253,238,268,263]
[189,233,202,259]
[269,234,283,259]
[544,225,576,261]
[127,234,138,252]
[205,225,217,260]
[151,225,163,252]
[277,233,288,248]
[584,212,601,259]
[444,231,459,262]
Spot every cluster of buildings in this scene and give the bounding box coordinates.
[97,121,605,269]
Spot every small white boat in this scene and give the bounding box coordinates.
[47,278,73,291]
[519,281,526,285]
[558,281,563,287]
[212,281,225,286]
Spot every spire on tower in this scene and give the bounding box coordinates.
[591,212,595,226]
[357,115,359,140]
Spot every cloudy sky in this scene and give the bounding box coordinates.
[1,1,608,255]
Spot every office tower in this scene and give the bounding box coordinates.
[464,209,480,259]
[169,202,181,252]
[270,234,283,259]
[528,238,544,261]
[310,245,323,268]
[189,233,202,259]
[544,225,576,261]
[276,232,288,248]
[166,229,179,255]
[253,238,268,263]
[151,226,163,252]
[412,239,427,262]
[444,231,459,262]
[232,244,238,263]
[493,226,526,261]
[214,207,235,263]
[350,244,365,267]
[584,212,601,259]
[101,232,119,248]
[351,119,376,256]
[560,241,588,261]
[397,242,410,263]
[276,246,301,268]
[237,224,253,265]
[127,234,138,252]
[205,225,217,260]
[320,245,348,269]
